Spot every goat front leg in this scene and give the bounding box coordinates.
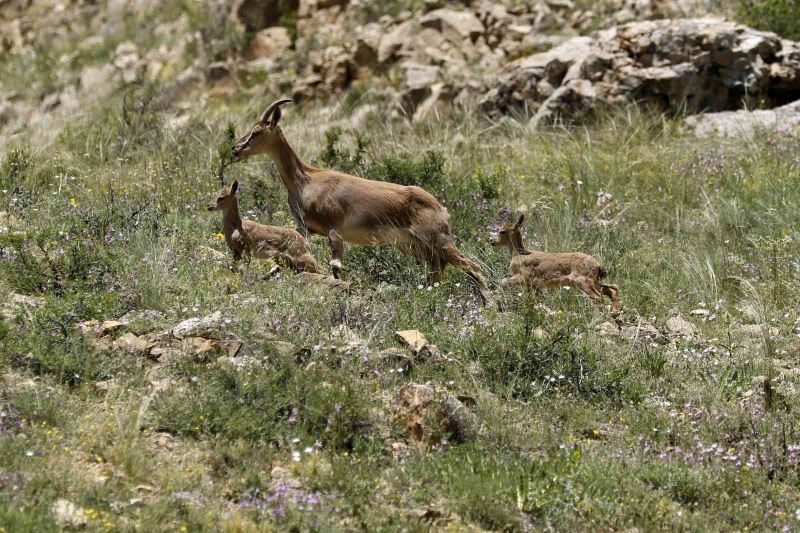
[289,200,307,237]
[500,274,524,287]
[328,229,344,280]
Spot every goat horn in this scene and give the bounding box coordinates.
[259,98,293,123]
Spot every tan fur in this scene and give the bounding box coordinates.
[232,99,490,302]
[491,215,620,315]
[207,181,320,273]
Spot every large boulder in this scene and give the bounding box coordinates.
[378,19,418,64]
[248,26,293,59]
[481,18,800,127]
[420,8,485,44]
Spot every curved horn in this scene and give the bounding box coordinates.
[259,98,293,124]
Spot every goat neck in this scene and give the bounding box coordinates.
[221,198,245,236]
[267,126,310,195]
[508,232,528,257]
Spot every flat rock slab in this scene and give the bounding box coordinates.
[685,100,800,137]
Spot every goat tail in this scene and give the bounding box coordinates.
[442,242,492,305]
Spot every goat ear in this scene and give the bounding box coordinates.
[231,180,239,195]
[514,214,525,229]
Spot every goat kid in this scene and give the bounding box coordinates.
[492,215,620,315]
[207,180,320,273]
[230,98,491,303]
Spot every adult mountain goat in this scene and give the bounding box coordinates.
[231,98,490,302]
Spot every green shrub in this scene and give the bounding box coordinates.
[737,0,800,40]
[2,294,131,385]
[153,351,373,450]
[370,149,446,189]
[319,127,446,189]
[319,127,370,176]
[0,148,32,192]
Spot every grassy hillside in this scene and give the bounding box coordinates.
[2,80,800,531]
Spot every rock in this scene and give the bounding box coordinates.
[405,62,440,85]
[78,319,126,336]
[51,499,88,528]
[113,332,156,356]
[294,272,351,291]
[378,20,417,64]
[248,26,293,59]
[598,321,620,336]
[0,211,16,232]
[394,383,477,444]
[736,324,780,337]
[420,8,485,43]
[352,23,381,67]
[364,348,413,375]
[271,340,298,356]
[686,100,800,138]
[93,378,119,391]
[481,18,800,127]
[395,330,430,353]
[412,82,453,122]
[181,337,218,357]
[666,315,695,337]
[620,321,661,341]
[171,311,224,339]
[196,245,228,262]
[1,292,45,320]
[530,78,599,128]
[101,320,126,334]
[80,64,117,98]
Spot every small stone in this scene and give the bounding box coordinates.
[171,311,223,339]
[394,382,477,444]
[598,321,620,336]
[52,499,88,527]
[395,330,430,353]
[271,340,297,356]
[113,332,155,355]
[666,315,695,337]
[195,245,227,262]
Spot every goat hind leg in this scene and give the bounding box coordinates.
[426,251,443,286]
[576,276,605,310]
[328,229,345,280]
[601,283,620,316]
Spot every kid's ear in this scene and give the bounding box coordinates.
[514,214,524,229]
[231,180,239,194]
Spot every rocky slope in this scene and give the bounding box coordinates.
[2,0,800,143]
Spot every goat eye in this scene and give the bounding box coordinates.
[217,197,223,202]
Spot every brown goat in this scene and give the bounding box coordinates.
[230,98,490,303]
[492,214,620,315]
[207,180,320,273]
